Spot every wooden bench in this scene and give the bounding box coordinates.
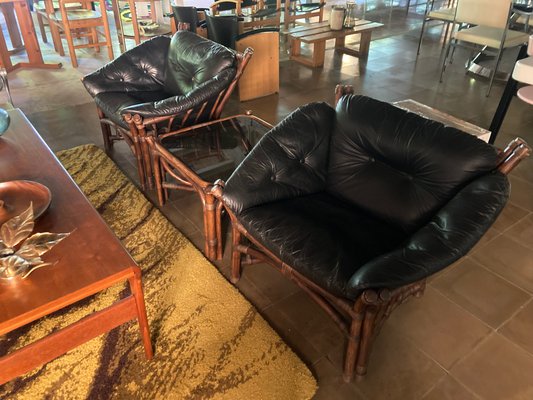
[289,20,383,68]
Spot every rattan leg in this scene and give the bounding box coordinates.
[152,150,165,207]
[231,227,242,283]
[343,312,364,383]
[355,306,378,379]
[97,108,113,153]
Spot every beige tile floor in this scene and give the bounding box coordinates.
[2,2,533,399]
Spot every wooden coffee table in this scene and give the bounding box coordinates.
[0,110,153,384]
[289,20,383,68]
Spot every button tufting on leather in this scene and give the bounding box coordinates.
[300,158,306,164]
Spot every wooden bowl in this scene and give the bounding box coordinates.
[0,180,51,224]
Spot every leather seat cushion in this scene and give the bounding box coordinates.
[238,192,408,300]
[95,90,170,128]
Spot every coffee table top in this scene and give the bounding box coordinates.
[288,20,384,42]
[393,99,491,143]
[160,114,273,183]
[0,110,136,335]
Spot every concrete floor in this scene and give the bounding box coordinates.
[2,3,533,399]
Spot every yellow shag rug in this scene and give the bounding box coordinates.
[0,144,317,400]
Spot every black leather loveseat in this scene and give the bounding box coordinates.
[215,87,531,382]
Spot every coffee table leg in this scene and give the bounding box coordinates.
[129,267,154,359]
[290,37,301,57]
[358,32,372,58]
[335,36,346,49]
[313,41,326,67]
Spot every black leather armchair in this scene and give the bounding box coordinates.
[82,30,252,189]
[215,86,531,382]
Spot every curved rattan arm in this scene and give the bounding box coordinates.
[497,137,531,174]
[120,70,236,118]
[335,84,355,106]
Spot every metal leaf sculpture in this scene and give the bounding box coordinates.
[0,203,69,280]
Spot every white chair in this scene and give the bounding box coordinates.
[440,0,529,96]
[417,0,457,55]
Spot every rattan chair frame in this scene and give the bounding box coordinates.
[147,113,273,261]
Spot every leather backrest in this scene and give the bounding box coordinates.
[171,6,199,33]
[164,30,237,96]
[206,14,239,49]
[223,102,336,214]
[327,95,500,232]
[82,35,170,97]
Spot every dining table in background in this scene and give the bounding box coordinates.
[0,0,61,72]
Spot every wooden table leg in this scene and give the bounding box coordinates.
[290,37,301,57]
[0,25,14,70]
[335,36,346,49]
[0,4,23,50]
[358,31,372,58]
[13,1,44,65]
[312,41,326,67]
[290,37,326,68]
[336,31,374,59]
[129,266,153,360]
[9,0,62,71]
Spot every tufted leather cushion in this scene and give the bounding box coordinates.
[82,35,170,97]
[222,102,336,214]
[163,30,237,97]
[327,95,500,233]
[82,31,238,124]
